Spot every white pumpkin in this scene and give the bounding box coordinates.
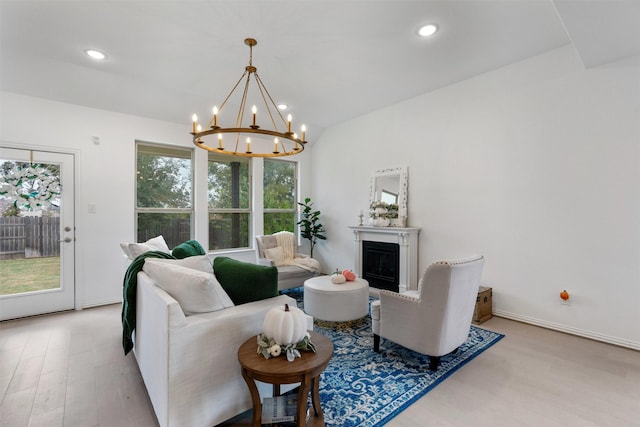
[263,303,307,346]
[331,273,346,284]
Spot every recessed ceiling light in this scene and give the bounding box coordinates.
[417,24,438,37]
[85,49,107,60]
[277,104,288,111]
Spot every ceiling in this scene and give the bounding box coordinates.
[2,1,639,140]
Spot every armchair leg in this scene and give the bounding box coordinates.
[428,356,441,371]
[373,334,380,352]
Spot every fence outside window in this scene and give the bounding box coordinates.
[0,216,60,259]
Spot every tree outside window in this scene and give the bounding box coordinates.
[136,143,192,248]
[263,159,297,235]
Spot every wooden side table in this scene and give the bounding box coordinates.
[237,331,333,427]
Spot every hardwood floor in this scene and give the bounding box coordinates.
[1,304,638,427]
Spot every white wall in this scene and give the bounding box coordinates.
[310,46,640,349]
[0,93,312,308]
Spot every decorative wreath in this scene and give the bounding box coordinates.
[0,163,61,211]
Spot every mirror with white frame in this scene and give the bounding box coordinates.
[369,166,408,226]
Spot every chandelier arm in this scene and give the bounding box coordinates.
[254,74,280,133]
[233,130,241,153]
[235,73,253,129]
[206,70,249,129]
[254,73,289,128]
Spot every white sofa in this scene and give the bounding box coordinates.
[133,270,305,427]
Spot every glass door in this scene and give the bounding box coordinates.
[0,147,75,320]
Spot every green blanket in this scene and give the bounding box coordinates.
[121,251,176,355]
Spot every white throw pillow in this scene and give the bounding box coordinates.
[144,255,213,274]
[119,243,133,259]
[124,235,171,259]
[142,261,234,315]
[264,246,286,266]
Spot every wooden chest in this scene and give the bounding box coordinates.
[473,286,493,324]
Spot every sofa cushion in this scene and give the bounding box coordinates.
[256,234,278,258]
[143,259,234,315]
[276,264,316,280]
[121,235,171,259]
[145,254,213,274]
[213,256,278,305]
[172,240,206,259]
[264,246,286,266]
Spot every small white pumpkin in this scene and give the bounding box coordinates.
[263,304,307,346]
[331,273,346,284]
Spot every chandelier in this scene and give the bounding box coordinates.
[190,38,307,157]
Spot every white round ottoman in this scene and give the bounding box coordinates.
[303,276,369,322]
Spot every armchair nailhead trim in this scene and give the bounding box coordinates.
[434,256,483,267]
[380,289,420,301]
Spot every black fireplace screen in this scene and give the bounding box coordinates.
[362,240,399,292]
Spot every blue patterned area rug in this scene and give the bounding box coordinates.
[283,287,505,427]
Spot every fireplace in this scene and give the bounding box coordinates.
[348,226,420,293]
[362,241,399,292]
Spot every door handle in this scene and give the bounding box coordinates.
[59,237,72,243]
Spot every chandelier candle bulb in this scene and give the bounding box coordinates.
[212,106,218,127]
[191,114,198,133]
[287,114,292,133]
[218,134,223,150]
[252,105,257,126]
[301,125,306,141]
[246,137,251,153]
[273,137,279,153]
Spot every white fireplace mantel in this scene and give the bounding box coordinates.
[348,226,420,293]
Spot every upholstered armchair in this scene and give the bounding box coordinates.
[255,231,320,291]
[371,255,485,370]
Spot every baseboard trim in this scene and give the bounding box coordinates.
[493,309,640,351]
[82,298,122,309]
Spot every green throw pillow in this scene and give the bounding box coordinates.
[172,240,206,259]
[213,256,278,305]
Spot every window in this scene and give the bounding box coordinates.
[263,159,297,235]
[136,143,192,248]
[208,154,251,250]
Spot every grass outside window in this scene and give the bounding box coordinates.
[0,257,60,295]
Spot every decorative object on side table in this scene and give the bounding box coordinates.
[259,303,316,362]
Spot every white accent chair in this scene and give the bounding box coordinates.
[255,233,319,291]
[370,255,485,370]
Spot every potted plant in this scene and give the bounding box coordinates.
[297,197,326,258]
